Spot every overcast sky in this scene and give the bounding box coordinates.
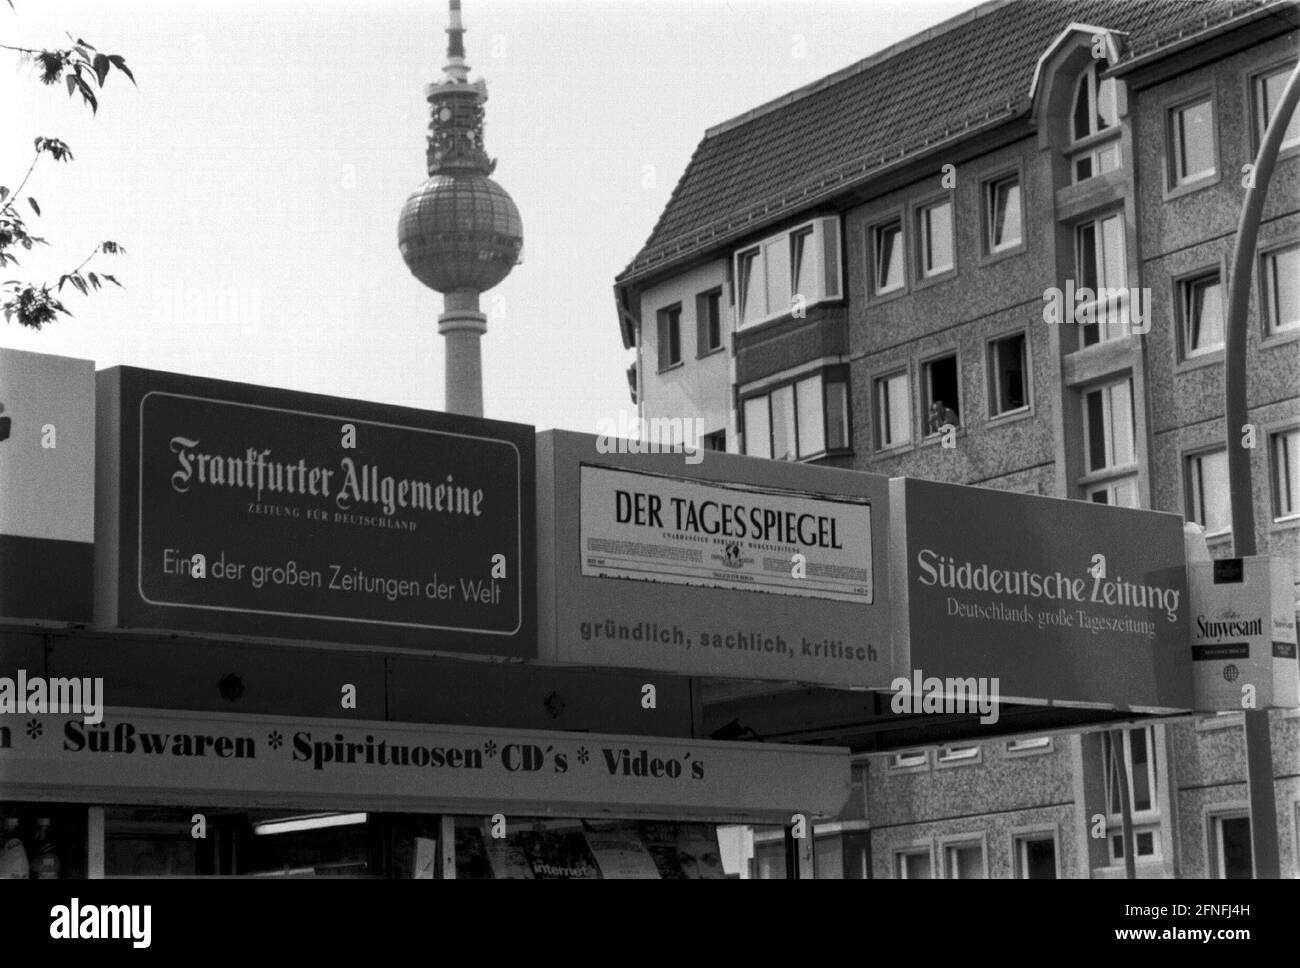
[3,0,982,432]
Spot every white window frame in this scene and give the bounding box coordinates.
[916,196,954,279]
[1261,241,1300,337]
[1103,725,1159,823]
[939,834,988,879]
[741,367,851,462]
[1252,61,1300,154]
[987,330,1031,419]
[985,173,1023,255]
[1206,808,1252,879]
[936,745,981,768]
[920,350,961,439]
[1082,378,1135,474]
[874,370,912,451]
[1184,447,1231,537]
[1178,269,1225,359]
[1005,736,1053,757]
[1074,212,1130,344]
[733,216,842,331]
[871,217,905,296]
[1087,477,1138,508]
[894,843,934,879]
[1168,95,1217,188]
[1011,827,1060,879]
[1107,821,1162,865]
[887,748,929,772]
[1069,60,1121,184]
[1271,427,1300,522]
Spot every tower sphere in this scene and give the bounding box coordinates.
[398,173,522,294]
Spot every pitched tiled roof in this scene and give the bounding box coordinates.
[617,0,1281,286]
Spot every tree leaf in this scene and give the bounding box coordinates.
[107,55,136,87]
[28,197,40,217]
[72,275,88,295]
[66,74,76,97]
[74,76,98,113]
[57,275,70,292]
[92,54,110,87]
[0,187,8,203]
[102,274,122,287]
[88,272,101,290]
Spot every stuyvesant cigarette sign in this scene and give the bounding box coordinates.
[0,708,851,822]
[579,465,872,602]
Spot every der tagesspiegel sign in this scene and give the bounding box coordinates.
[95,367,535,657]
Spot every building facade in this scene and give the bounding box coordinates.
[615,0,1300,877]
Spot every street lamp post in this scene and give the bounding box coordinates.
[1222,59,1299,881]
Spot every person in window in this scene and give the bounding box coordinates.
[927,399,959,436]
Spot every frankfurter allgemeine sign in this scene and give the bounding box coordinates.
[95,367,535,657]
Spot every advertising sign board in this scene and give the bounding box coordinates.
[0,707,851,823]
[889,478,1192,710]
[0,349,94,623]
[537,430,893,687]
[95,367,535,657]
[1188,556,1298,710]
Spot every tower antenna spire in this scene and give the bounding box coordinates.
[444,0,469,83]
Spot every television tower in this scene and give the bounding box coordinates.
[398,1,523,417]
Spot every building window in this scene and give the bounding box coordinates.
[1014,835,1058,879]
[1109,825,1160,863]
[1179,272,1224,358]
[937,745,980,766]
[917,198,954,277]
[888,749,928,770]
[874,371,911,450]
[873,219,904,295]
[742,367,850,461]
[1088,479,1138,508]
[1253,63,1300,152]
[734,217,842,329]
[1211,813,1252,878]
[943,841,986,879]
[743,396,771,460]
[1103,726,1157,817]
[696,288,722,355]
[1005,736,1052,755]
[1186,449,1231,536]
[656,304,682,370]
[1262,243,1299,336]
[1272,428,1299,521]
[703,430,726,453]
[921,354,960,437]
[1071,59,1120,183]
[738,248,764,327]
[1075,213,1129,345]
[895,848,932,879]
[985,174,1022,253]
[1169,97,1216,186]
[1083,378,1135,473]
[988,333,1028,417]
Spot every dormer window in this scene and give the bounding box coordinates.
[735,217,842,330]
[1070,60,1121,183]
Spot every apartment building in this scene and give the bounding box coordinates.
[614,0,1300,877]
